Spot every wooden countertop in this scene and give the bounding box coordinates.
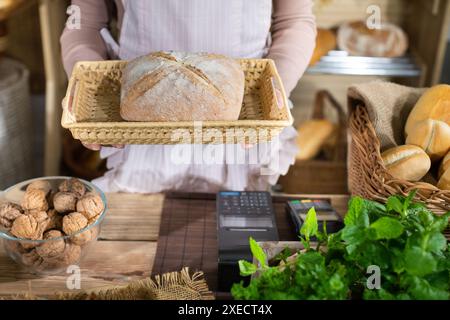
[0,193,349,298]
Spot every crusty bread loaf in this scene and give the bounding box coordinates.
[120,51,245,122]
[309,29,337,66]
[381,145,431,181]
[296,120,336,160]
[405,119,450,161]
[438,167,450,190]
[337,21,408,57]
[405,84,450,136]
[439,151,450,178]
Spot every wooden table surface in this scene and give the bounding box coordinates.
[0,193,349,298]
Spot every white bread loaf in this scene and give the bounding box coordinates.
[120,51,245,122]
[405,84,450,136]
[405,119,450,161]
[438,168,450,190]
[381,145,431,181]
[337,21,408,57]
[439,151,450,178]
[296,120,336,160]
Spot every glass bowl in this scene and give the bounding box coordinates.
[0,176,107,275]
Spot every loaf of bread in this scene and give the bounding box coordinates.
[439,151,450,178]
[438,168,450,190]
[405,119,450,161]
[337,21,408,57]
[381,145,431,181]
[120,51,245,122]
[309,29,337,66]
[405,84,450,136]
[296,120,336,160]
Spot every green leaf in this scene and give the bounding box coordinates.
[429,212,450,233]
[405,276,449,300]
[425,232,447,254]
[370,217,404,239]
[249,237,267,268]
[300,207,318,241]
[386,196,403,215]
[345,196,364,226]
[238,260,257,276]
[403,190,417,213]
[404,247,437,277]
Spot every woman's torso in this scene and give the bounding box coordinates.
[116,0,273,60]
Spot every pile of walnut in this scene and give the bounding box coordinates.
[0,178,104,271]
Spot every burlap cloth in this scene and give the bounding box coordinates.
[348,81,426,151]
[5,268,214,300]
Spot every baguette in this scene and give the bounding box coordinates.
[381,145,431,181]
[296,120,336,160]
[437,167,450,190]
[439,151,450,179]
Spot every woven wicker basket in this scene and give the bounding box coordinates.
[348,105,450,216]
[62,59,293,145]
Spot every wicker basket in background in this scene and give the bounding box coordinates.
[0,58,34,189]
[348,105,450,216]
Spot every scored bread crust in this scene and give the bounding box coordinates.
[120,51,245,122]
[381,145,431,181]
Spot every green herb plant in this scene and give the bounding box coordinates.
[231,192,450,300]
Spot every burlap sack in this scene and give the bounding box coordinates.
[6,268,214,300]
[347,81,426,150]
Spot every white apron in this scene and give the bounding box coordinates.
[93,0,298,193]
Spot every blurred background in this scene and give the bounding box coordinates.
[0,0,449,193]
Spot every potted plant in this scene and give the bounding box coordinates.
[232,192,450,300]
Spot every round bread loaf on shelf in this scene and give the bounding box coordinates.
[120,51,245,122]
[337,21,408,57]
[405,84,450,136]
[381,145,431,182]
[405,119,450,162]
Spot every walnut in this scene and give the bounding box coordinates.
[76,192,104,220]
[46,209,63,231]
[0,203,23,229]
[53,192,77,213]
[46,243,82,266]
[62,212,88,235]
[70,229,94,246]
[27,211,50,225]
[21,249,44,267]
[26,180,52,196]
[58,178,86,199]
[10,214,44,240]
[36,230,66,259]
[21,189,48,213]
[4,239,28,255]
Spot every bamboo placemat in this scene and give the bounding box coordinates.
[151,193,303,292]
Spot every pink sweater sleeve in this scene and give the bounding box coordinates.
[60,0,110,76]
[267,0,317,96]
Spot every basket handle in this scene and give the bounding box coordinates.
[312,90,347,162]
[61,76,79,126]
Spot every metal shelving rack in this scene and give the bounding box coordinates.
[306,50,423,78]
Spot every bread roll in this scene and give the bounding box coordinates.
[437,168,450,190]
[337,21,408,57]
[439,151,450,178]
[405,84,450,136]
[120,51,245,122]
[296,120,335,160]
[381,145,431,181]
[405,119,450,161]
[309,29,337,66]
